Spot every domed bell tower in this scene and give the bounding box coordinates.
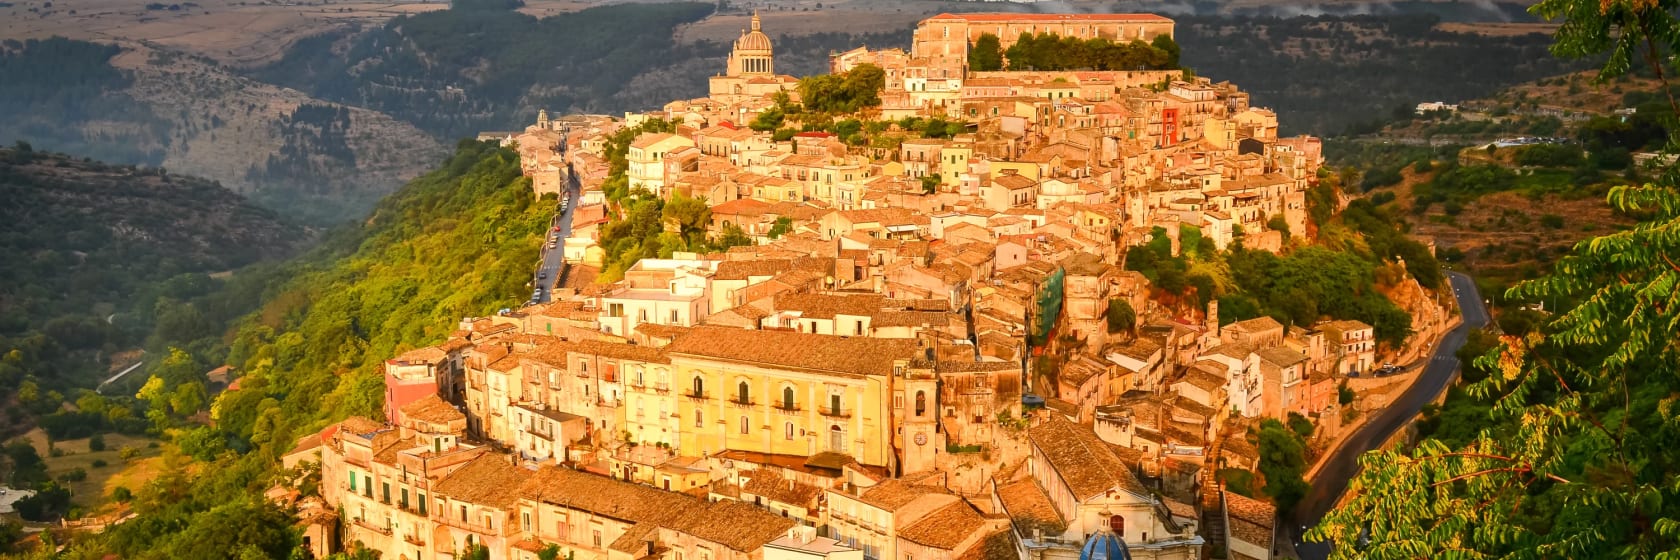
[727,10,775,77]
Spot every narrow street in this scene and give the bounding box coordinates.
[1291,270,1491,559]
[534,136,579,305]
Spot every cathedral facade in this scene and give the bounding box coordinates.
[708,11,799,104]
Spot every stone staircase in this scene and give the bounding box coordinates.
[1200,437,1229,559]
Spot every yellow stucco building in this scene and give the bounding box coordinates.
[660,327,923,469]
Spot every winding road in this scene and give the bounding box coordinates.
[534,135,579,305]
[1291,270,1490,559]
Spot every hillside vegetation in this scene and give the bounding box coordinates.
[0,140,549,556]
[1177,14,1588,135]
[0,38,446,226]
[0,146,305,440]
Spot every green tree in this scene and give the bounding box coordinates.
[749,107,784,132]
[920,174,941,194]
[969,33,1004,71]
[1310,3,1680,548]
[1104,299,1136,335]
[1151,34,1181,68]
[798,64,884,114]
[1257,419,1309,514]
[88,434,106,452]
[767,216,794,239]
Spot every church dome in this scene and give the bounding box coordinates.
[1079,530,1133,560]
[735,12,773,52]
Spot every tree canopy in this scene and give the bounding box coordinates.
[1310,0,1680,554]
[798,63,885,114]
[1002,32,1178,71]
[968,33,1004,71]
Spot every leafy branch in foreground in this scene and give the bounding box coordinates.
[1307,0,1680,555]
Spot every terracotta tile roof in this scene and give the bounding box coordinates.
[741,470,823,507]
[1106,338,1163,363]
[1318,319,1373,333]
[715,259,794,281]
[835,207,919,227]
[773,293,884,319]
[934,360,1020,373]
[1204,342,1256,360]
[1225,491,1276,549]
[681,500,799,552]
[401,395,465,425]
[898,501,990,550]
[1060,355,1109,387]
[338,416,388,437]
[523,465,698,523]
[855,479,951,512]
[609,522,662,554]
[1178,367,1227,393]
[371,432,410,465]
[635,323,691,341]
[1257,347,1309,368]
[433,454,528,508]
[631,133,677,149]
[995,479,1063,528]
[392,346,447,365]
[664,326,917,377]
[871,311,949,328]
[1028,414,1149,500]
[572,339,669,364]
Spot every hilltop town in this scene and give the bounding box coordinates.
[280,12,1457,560]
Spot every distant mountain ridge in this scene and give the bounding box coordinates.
[0,146,308,435]
[0,38,447,226]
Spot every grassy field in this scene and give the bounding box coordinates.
[9,429,166,514]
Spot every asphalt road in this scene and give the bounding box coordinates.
[1291,270,1490,559]
[533,136,578,305]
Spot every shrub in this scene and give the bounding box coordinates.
[88,434,105,452]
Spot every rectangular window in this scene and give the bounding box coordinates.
[348,470,357,492]
[523,512,531,532]
[460,505,468,522]
[401,488,409,509]
[382,482,390,504]
[593,529,603,547]
[418,494,427,516]
[363,475,372,498]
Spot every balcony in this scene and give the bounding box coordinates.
[685,390,709,402]
[819,407,852,419]
[772,403,801,415]
[351,518,393,536]
[404,533,427,547]
[728,397,755,408]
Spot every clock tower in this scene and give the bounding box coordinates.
[894,338,944,475]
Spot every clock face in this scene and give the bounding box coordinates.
[914,433,928,446]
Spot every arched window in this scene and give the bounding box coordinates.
[692,376,705,398]
[695,409,704,428]
[1109,515,1125,536]
[782,386,795,410]
[738,381,751,404]
[784,422,795,440]
[915,391,927,417]
[829,425,844,452]
[739,416,750,434]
